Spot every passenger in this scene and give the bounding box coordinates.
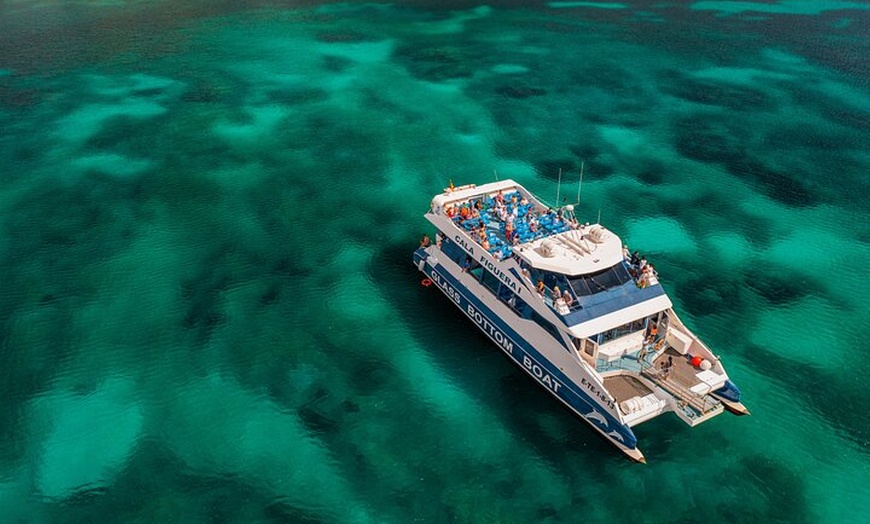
[521,268,531,282]
[446,205,456,219]
[477,228,487,242]
[630,251,640,266]
[462,255,472,272]
[482,238,490,251]
[460,205,471,219]
[660,355,674,378]
[474,200,483,211]
[638,266,650,288]
[495,190,505,205]
[639,255,647,271]
[552,285,561,302]
[536,279,545,296]
[520,196,529,206]
[420,234,431,248]
[644,323,658,345]
[623,245,630,260]
[562,290,574,307]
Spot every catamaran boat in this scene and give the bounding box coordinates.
[413,179,748,462]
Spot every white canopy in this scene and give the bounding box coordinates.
[515,226,624,277]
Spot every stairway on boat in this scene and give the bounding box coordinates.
[641,366,723,425]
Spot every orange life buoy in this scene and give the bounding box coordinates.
[421,278,433,287]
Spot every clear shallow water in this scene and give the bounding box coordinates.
[0,1,868,522]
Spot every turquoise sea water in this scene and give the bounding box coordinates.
[1,1,868,522]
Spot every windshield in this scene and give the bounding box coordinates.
[568,262,633,297]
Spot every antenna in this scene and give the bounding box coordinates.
[577,161,584,206]
[494,169,499,181]
[597,208,601,225]
[556,168,562,207]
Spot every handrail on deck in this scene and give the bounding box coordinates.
[641,366,720,414]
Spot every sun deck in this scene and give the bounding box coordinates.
[438,187,574,261]
[604,374,653,403]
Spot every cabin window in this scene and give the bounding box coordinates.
[474,267,530,317]
[530,310,563,343]
[568,262,633,297]
[573,337,597,358]
[480,269,501,294]
[440,238,467,266]
[596,318,646,344]
[505,292,529,317]
[584,339,597,357]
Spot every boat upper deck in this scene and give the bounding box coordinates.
[430,180,621,273]
[430,181,569,260]
[429,180,672,333]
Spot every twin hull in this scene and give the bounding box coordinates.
[413,248,639,455]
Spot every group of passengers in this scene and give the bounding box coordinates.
[445,189,584,257]
[623,246,658,288]
[534,277,576,312]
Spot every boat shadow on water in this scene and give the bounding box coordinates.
[367,241,629,464]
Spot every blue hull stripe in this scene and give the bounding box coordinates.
[414,251,637,449]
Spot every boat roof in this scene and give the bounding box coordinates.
[514,226,623,277]
[568,293,672,338]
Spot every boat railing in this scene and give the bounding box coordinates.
[534,282,582,316]
[641,366,721,415]
[596,355,645,374]
[597,356,720,415]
